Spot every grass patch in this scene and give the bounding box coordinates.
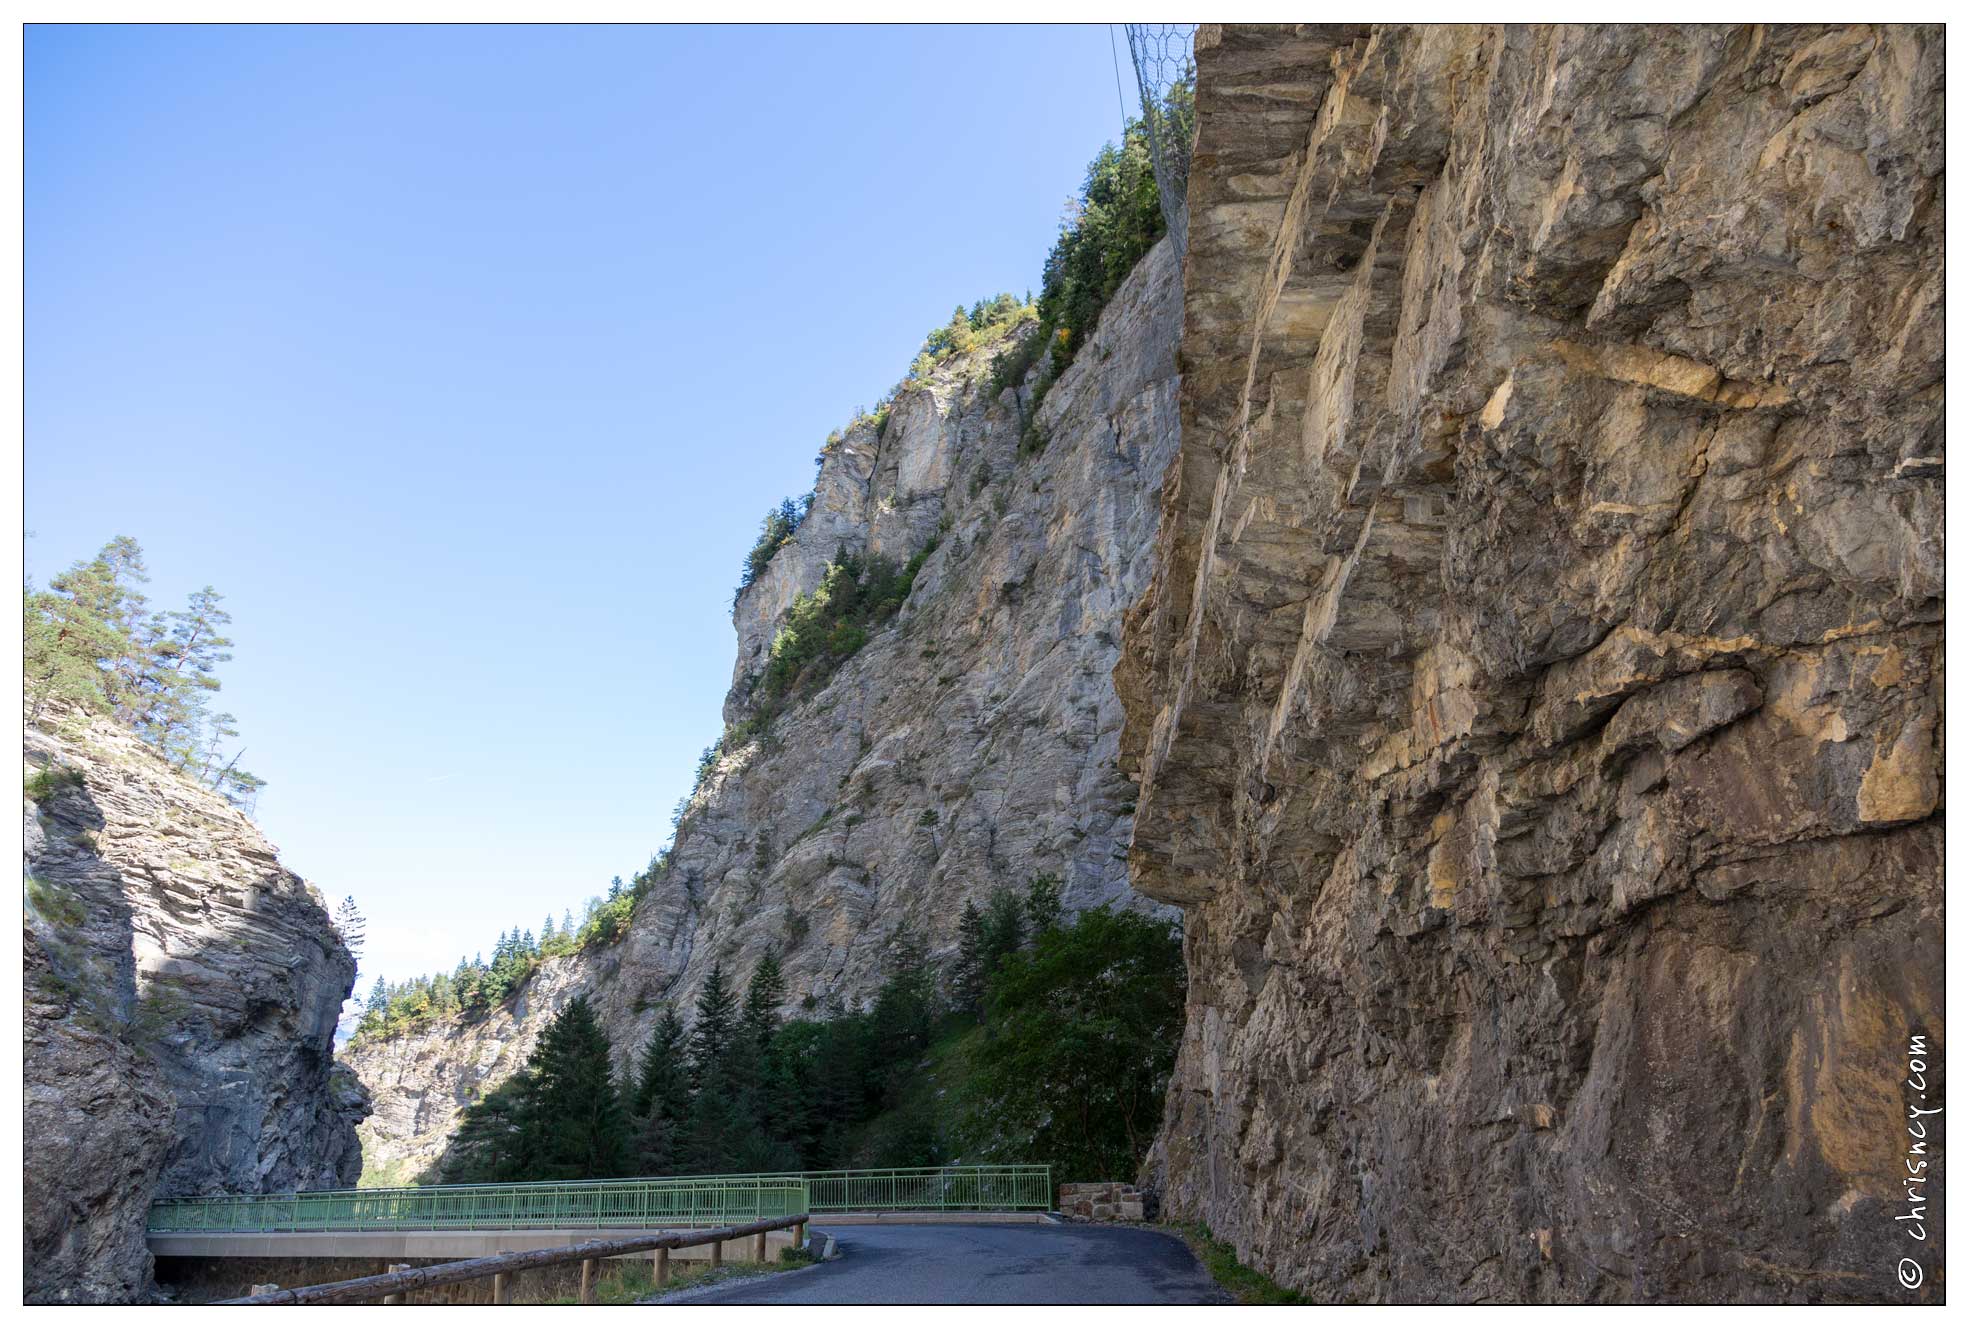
[357,1156,421,1190]
[24,875,87,929]
[544,1251,812,1305]
[1170,1223,1308,1305]
[25,764,86,803]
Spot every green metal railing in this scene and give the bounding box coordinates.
[146,1165,1051,1234]
[797,1165,1052,1212]
[147,1176,809,1234]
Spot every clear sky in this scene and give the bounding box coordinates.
[25,23,1139,994]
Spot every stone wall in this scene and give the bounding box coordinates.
[1121,23,1943,1304]
[1059,1182,1147,1223]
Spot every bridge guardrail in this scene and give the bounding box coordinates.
[148,1176,810,1234]
[219,1212,811,1305]
[147,1165,1051,1234]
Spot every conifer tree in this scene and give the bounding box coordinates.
[742,953,786,1049]
[333,896,366,960]
[630,1008,689,1175]
[633,1008,690,1119]
[522,996,627,1180]
[687,963,739,1089]
[954,900,987,1014]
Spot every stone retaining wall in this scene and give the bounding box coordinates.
[1058,1182,1145,1222]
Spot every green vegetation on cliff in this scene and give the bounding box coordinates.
[24,535,267,807]
[348,856,667,1046]
[437,877,1184,1184]
[991,83,1187,412]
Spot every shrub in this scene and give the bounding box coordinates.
[741,538,935,721]
[25,765,86,803]
[733,496,813,607]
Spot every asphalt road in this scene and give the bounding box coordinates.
[671,1222,1229,1305]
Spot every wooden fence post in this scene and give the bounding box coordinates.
[654,1247,670,1287]
[752,1231,767,1263]
[793,1221,805,1250]
[493,1249,513,1305]
[579,1258,597,1304]
[382,1264,411,1305]
[711,1238,723,1268]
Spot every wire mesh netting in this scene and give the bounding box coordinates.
[1124,23,1199,253]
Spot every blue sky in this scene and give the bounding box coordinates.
[25,23,1138,992]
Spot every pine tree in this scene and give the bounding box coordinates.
[630,1008,689,1174]
[333,896,366,960]
[742,954,786,1050]
[980,889,1026,976]
[633,1008,690,1119]
[869,935,937,1088]
[1024,873,1063,934]
[443,1073,536,1183]
[522,996,627,1180]
[679,963,752,1172]
[541,913,557,943]
[687,963,739,1089]
[955,899,987,1014]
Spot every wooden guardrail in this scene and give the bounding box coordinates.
[217,1213,810,1306]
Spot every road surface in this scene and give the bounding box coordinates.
[670,1221,1229,1305]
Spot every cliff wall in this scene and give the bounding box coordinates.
[24,706,366,1303]
[349,237,1184,1182]
[1119,23,1943,1303]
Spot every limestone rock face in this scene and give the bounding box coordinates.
[349,236,1185,1182]
[23,706,367,1302]
[1119,23,1943,1303]
[350,955,588,1185]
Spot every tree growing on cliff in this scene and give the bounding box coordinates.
[25,538,270,806]
[333,896,366,960]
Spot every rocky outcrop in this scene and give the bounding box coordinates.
[23,705,366,1303]
[1120,24,1943,1303]
[350,955,587,1185]
[349,236,1186,1182]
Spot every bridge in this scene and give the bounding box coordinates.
[147,1166,1053,1262]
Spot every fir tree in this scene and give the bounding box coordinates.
[742,953,786,1050]
[687,963,739,1089]
[333,896,366,960]
[522,996,627,1180]
[954,899,987,1014]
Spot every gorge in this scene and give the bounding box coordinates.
[22,21,1944,1306]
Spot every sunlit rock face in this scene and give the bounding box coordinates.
[1118,23,1943,1303]
[23,706,365,1303]
[349,237,1186,1183]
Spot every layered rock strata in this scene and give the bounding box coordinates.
[1119,22,1944,1303]
[24,705,366,1303]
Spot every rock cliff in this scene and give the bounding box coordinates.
[23,705,366,1303]
[1119,23,1943,1303]
[348,236,1185,1182]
